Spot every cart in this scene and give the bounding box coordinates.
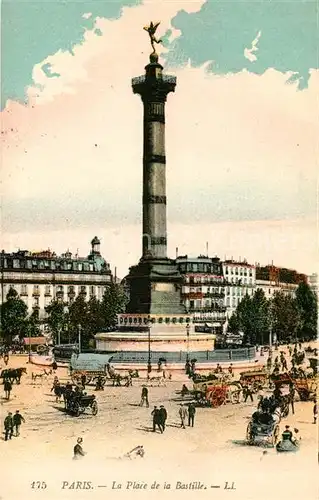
[272,373,317,401]
[70,369,107,387]
[240,370,268,393]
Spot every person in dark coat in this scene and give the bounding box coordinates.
[4,412,13,441]
[151,406,162,433]
[81,374,86,389]
[188,403,196,427]
[13,410,25,436]
[4,379,12,400]
[159,405,167,432]
[52,361,58,372]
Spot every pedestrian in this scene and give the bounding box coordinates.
[266,356,272,371]
[4,412,13,441]
[52,361,58,372]
[179,404,188,429]
[12,410,25,437]
[243,384,254,403]
[188,403,196,427]
[151,406,162,433]
[313,400,318,424]
[81,374,86,389]
[289,382,295,415]
[140,386,149,407]
[159,405,167,432]
[73,437,86,460]
[228,364,233,376]
[4,379,12,400]
[3,353,9,365]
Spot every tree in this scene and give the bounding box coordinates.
[100,282,127,328]
[45,300,68,344]
[295,282,318,340]
[68,295,89,346]
[270,291,301,343]
[234,290,269,345]
[86,296,104,339]
[26,310,41,338]
[227,312,240,334]
[0,288,28,343]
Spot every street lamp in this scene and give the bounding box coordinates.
[147,316,152,375]
[186,322,190,362]
[78,324,82,353]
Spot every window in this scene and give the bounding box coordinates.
[89,286,95,296]
[179,317,184,324]
[21,284,28,295]
[45,285,51,295]
[80,286,86,294]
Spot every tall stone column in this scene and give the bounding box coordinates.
[132,56,176,259]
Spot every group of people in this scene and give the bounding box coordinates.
[150,402,196,432]
[3,410,25,441]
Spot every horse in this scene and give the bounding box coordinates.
[1,367,27,384]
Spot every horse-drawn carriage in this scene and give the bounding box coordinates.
[65,393,98,417]
[240,370,268,393]
[246,412,280,447]
[69,352,114,387]
[192,374,242,407]
[271,372,317,401]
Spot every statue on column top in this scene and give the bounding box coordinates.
[143,22,162,61]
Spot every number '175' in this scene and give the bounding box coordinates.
[31,482,47,489]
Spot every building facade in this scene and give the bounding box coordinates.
[255,265,307,299]
[176,255,226,333]
[222,260,256,318]
[0,237,113,322]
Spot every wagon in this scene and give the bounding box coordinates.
[70,370,107,387]
[193,378,242,407]
[240,370,268,393]
[66,394,98,417]
[272,373,317,401]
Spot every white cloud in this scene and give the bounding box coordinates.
[0,0,317,276]
[82,13,92,20]
[244,30,262,62]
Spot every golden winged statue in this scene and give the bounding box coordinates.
[143,21,162,56]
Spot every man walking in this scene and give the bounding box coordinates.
[159,405,167,432]
[4,412,13,441]
[140,386,149,407]
[4,379,12,400]
[243,384,254,403]
[151,406,162,433]
[13,410,25,437]
[188,403,196,427]
[179,404,188,429]
[289,382,295,415]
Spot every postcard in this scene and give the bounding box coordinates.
[0,1,317,499]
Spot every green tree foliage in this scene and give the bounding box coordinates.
[233,290,269,345]
[295,282,318,340]
[100,282,127,328]
[45,300,69,344]
[227,312,240,333]
[26,309,41,338]
[44,283,127,347]
[0,288,28,342]
[271,291,301,343]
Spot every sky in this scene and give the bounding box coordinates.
[1,0,318,278]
